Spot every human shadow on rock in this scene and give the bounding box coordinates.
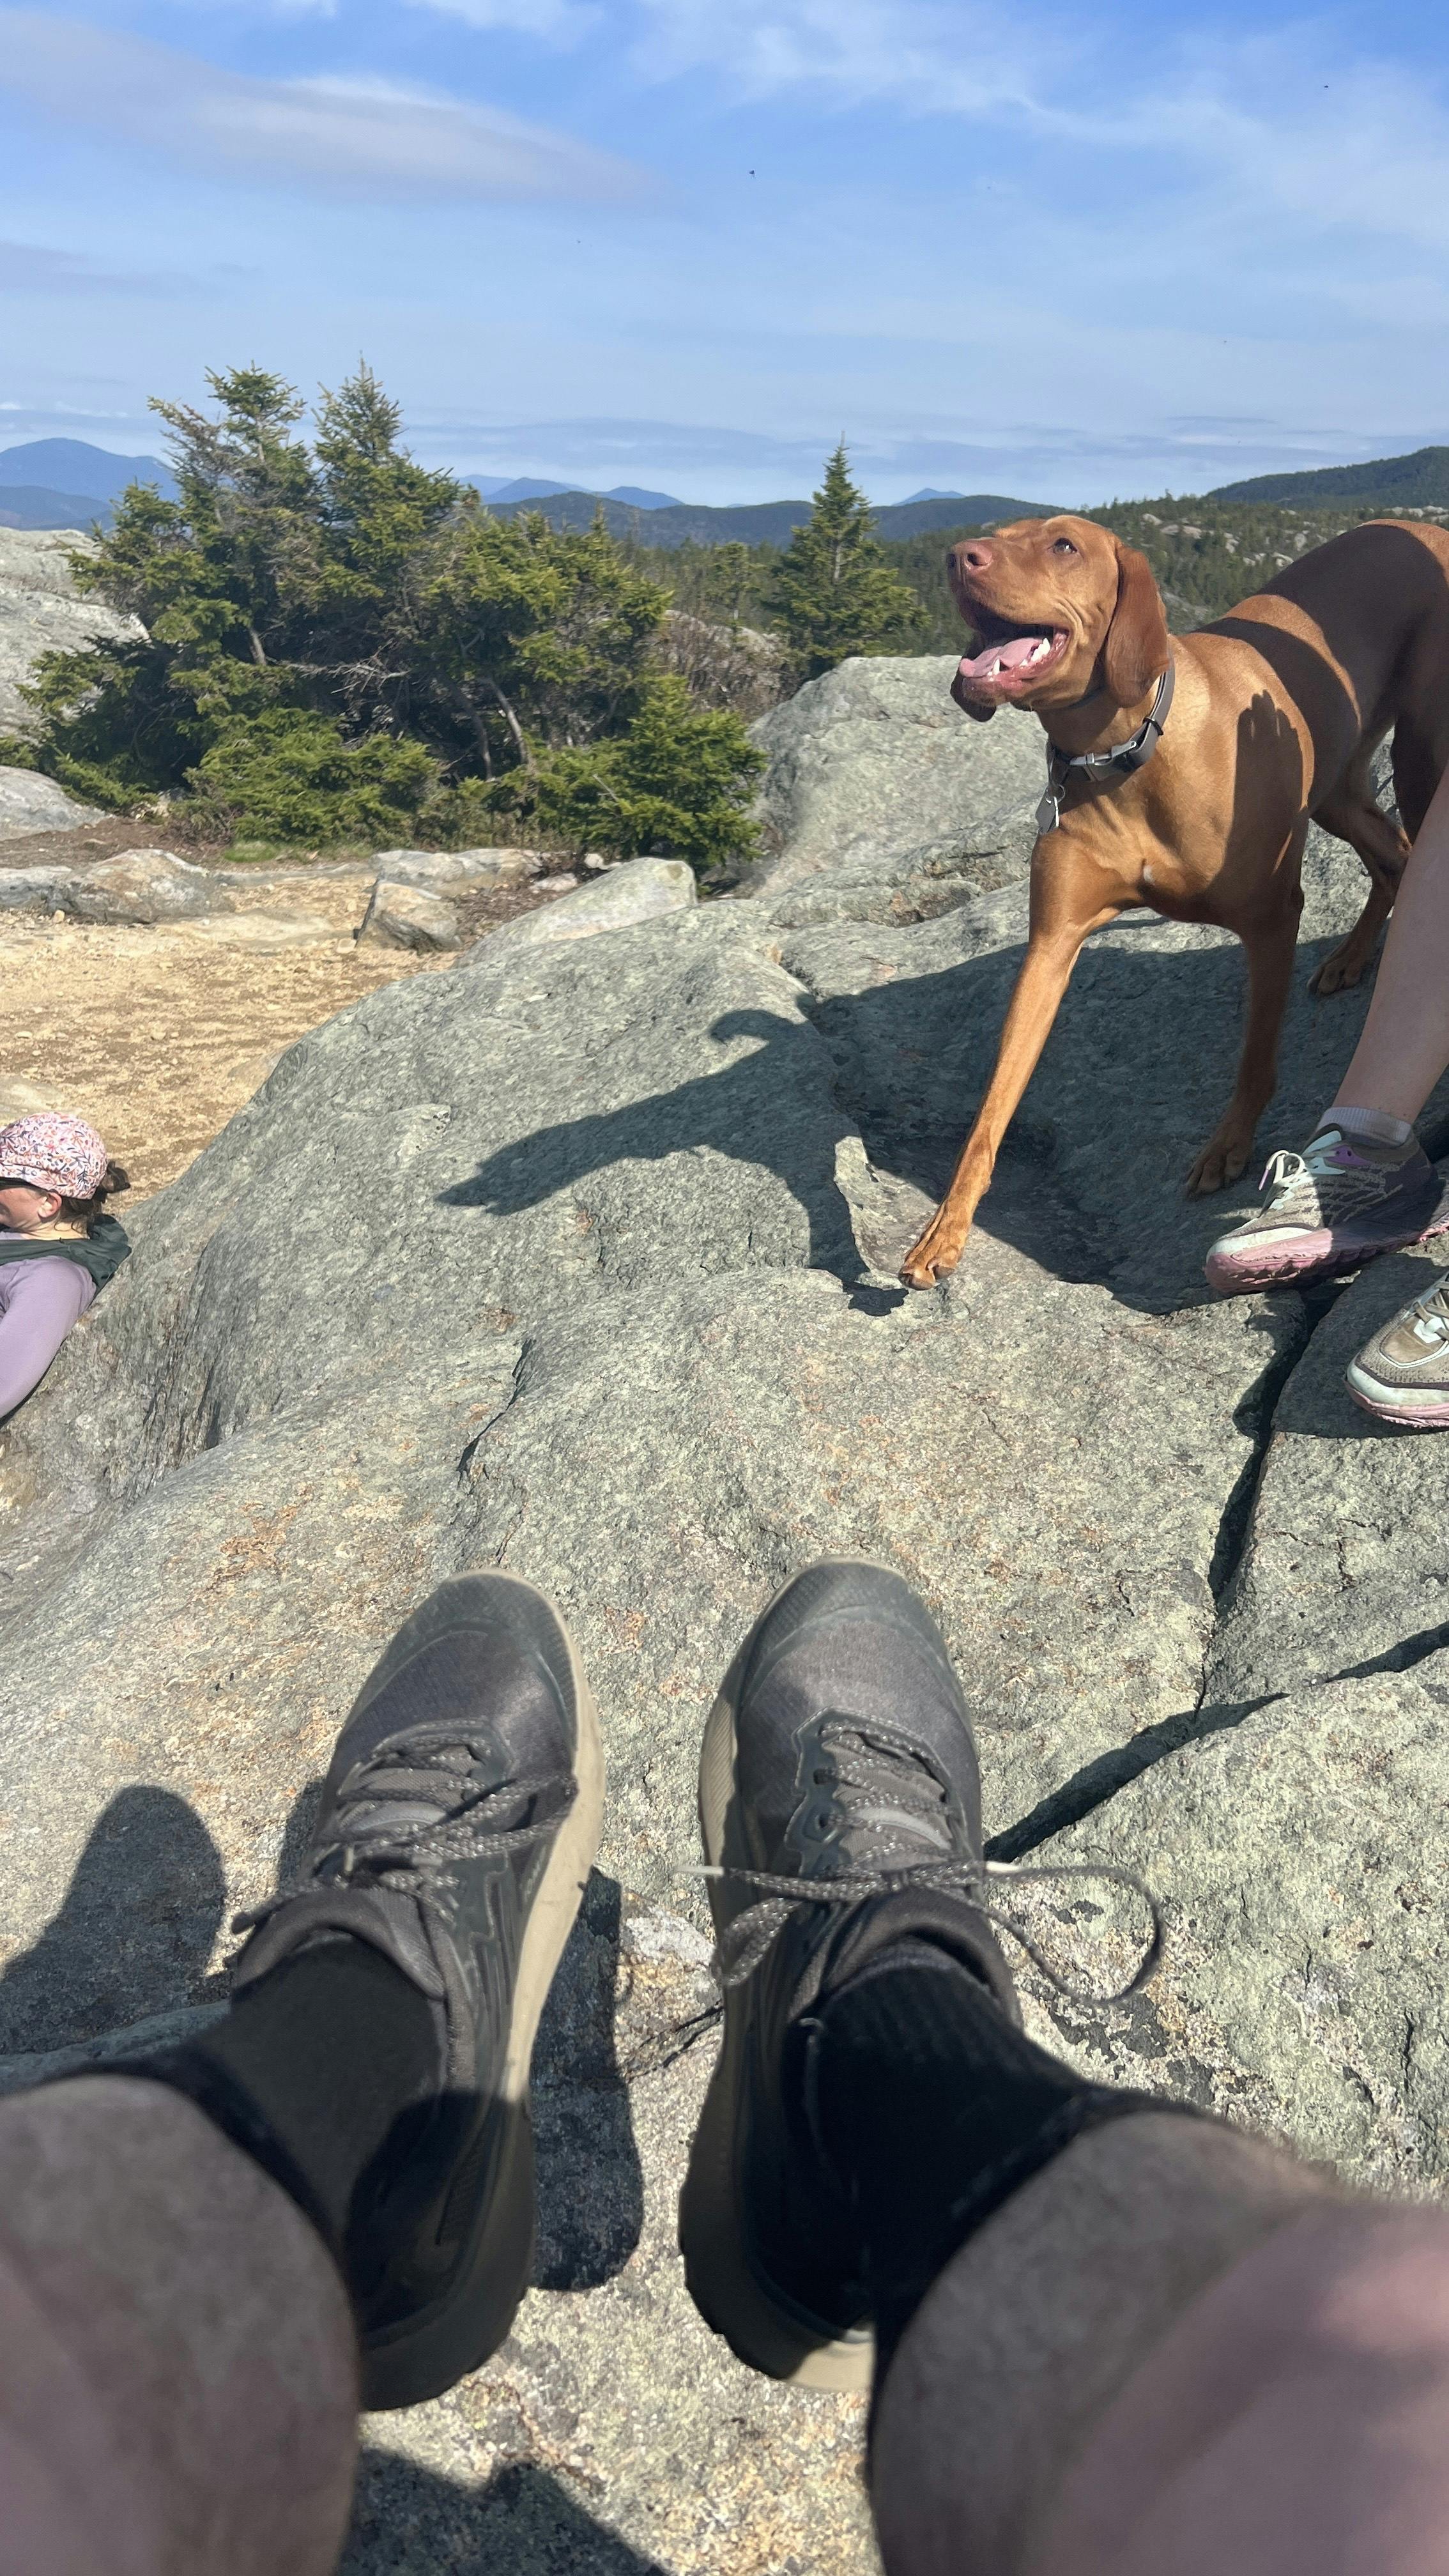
[445,937,1404,1315]
[531,1871,643,2290]
[0,1786,226,2056]
[346,2454,668,2576]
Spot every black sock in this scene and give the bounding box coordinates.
[119,1938,442,2296]
[810,1939,1165,2380]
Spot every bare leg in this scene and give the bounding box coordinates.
[1331,761,1449,1121]
[0,2076,356,2576]
[873,2113,1449,2576]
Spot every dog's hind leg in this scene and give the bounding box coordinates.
[1187,868,1304,1195]
[1310,729,1411,997]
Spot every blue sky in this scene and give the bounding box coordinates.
[1,0,1447,503]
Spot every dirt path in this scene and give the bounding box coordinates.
[0,852,573,1200]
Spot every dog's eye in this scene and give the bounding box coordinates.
[1052,537,1078,556]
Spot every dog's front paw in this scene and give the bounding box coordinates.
[1186,1133,1251,1195]
[900,1213,969,1287]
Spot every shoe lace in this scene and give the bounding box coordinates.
[1259,1146,1309,1199]
[697,1719,1163,2008]
[233,1720,576,1936]
[1406,1282,1449,1347]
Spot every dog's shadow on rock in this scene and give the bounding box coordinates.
[0,1785,226,2057]
[440,1005,871,1292]
[440,936,1438,1316]
[346,2453,667,2575]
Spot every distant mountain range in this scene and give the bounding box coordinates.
[480,489,1055,548]
[10,432,1449,553]
[1208,445,1449,509]
[0,440,1047,546]
[0,438,177,504]
[0,438,177,531]
[0,484,113,532]
[469,476,683,508]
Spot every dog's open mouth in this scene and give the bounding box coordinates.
[957,613,1068,690]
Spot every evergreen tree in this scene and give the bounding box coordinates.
[764,444,922,678]
[4,364,762,870]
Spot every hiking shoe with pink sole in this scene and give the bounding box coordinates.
[1347,1275,1449,1427]
[1205,1126,1446,1296]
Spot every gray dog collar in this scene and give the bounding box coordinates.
[1036,657,1176,836]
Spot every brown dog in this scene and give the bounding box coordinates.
[900,512,1449,1289]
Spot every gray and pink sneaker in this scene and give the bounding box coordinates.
[1347,1276,1449,1427]
[1205,1126,1447,1296]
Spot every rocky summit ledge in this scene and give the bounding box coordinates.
[0,662,1446,2572]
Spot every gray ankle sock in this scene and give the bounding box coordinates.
[1321,1106,1414,1149]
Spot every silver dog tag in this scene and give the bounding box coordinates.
[1035,783,1061,836]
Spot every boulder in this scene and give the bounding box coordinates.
[465,855,695,960]
[357,879,463,953]
[0,767,98,840]
[0,863,75,912]
[0,529,142,735]
[657,610,786,719]
[372,847,547,891]
[747,654,1045,923]
[65,847,213,925]
[0,763,1445,2570]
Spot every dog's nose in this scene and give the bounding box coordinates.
[950,540,993,575]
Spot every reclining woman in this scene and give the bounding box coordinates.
[0,1112,130,1422]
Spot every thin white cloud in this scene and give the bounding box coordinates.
[405,413,1285,485]
[0,10,649,202]
[1140,52,1449,262]
[634,1,1449,266]
[401,0,597,34]
[0,240,199,295]
[634,0,1055,114]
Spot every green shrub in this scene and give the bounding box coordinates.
[187,709,434,847]
[489,677,763,874]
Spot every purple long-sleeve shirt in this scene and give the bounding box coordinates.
[0,1240,95,1420]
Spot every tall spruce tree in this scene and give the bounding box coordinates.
[765,444,922,679]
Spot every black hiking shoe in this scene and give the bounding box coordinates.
[228,1574,602,2409]
[678,1559,1019,2390]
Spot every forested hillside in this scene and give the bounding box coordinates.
[633,492,1449,649]
[1209,445,1449,509]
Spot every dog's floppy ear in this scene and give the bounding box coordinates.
[1102,541,1170,707]
[951,670,997,723]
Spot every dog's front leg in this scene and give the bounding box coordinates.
[900,860,1121,1287]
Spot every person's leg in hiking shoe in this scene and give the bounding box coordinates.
[1206,762,1449,1301]
[682,1557,1449,2575]
[0,1572,602,2576]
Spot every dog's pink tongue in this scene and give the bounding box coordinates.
[958,633,1045,678]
